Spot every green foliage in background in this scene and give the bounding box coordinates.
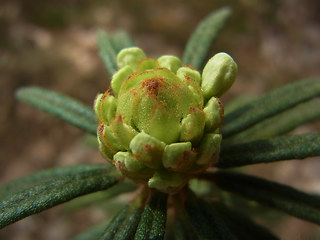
[1,6,320,239]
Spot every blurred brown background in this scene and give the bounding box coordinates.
[1,0,320,239]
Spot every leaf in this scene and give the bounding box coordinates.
[222,78,320,138]
[97,30,119,75]
[98,207,130,240]
[206,171,320,225]
[182,7,231,70]
[15,86,97,135]
[184,190,234,240]
[218,133,320,168]
[98,30,136,76]
[223,97,320,145]
[224,95,258,116]
[212,202,279,240]
[0,164,119,228]
[111,30,135,52]
[71,219,110,240]
[172,216,199,240]
[99,206,143,240]
[134,191,168,240]
[113,208,143,240]
[0,164,106,196]
[98,191,167,240]
[65,181,137,211]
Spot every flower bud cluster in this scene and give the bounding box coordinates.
[94,47,237,193]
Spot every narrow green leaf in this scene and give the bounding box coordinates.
[0,164,119,228]
[111,30,135,52]
[134,191,167,240]
[99,205,143,240]
[218,133,320,168]
[212,202,279,240]
[184,195,215,239]
[184,190,234,240]
[172,217,199,240]
[222,78,320,138]
[65,181,137,211]
[114,208,143,240]
[223,97,320,145]
[182,7,231,70]
[0,164,107,196]
[209,171,320,225]
[97,30,118,75]
[71,219,110,240]
[15,86,97,135]
[224,95,258,116]
[98,207,130,240]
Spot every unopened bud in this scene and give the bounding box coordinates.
[95,47,237,193]
[201,52,237,98]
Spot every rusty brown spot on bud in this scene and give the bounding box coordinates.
[183,64,196,70]
[184,74,191,81]
[144,144,152,151]
[98,124,104,136]
[217,98,224,119]
[101,89,112,100]
[189,106,196,112]
[141,77,164,96]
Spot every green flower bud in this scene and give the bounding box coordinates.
[129,131,165,169]
[114,155,154,182]
[163,142,196,171]
[94,47,237,193]
[117,68,202,144]
[176,67,201,85]
[157,55,182,73]
[197,133,222,165]
[93,93,103,121]
[110,116,138,150]
[204,97,223,132]
[98,124,121,152]
[117,47,147,69]
[111,66,133,95]
[180,107,205,143]
[97,136,114,162]
[148,170,188,193]
[136,58,160,73]
[99,93,117,124]
[114,151,145,172]
[201,52,238,99]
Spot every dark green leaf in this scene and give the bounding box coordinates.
[99,205,143,240]
[182,7,231,70]
[0,164,119,228]
[71,219,110,240]
[65,181,137,211]
[224,95,258,116]
[0,164,106,196]
[97,191,167,240]
[222,78,320,138]
[172,216,199,240]
[111,30,135,52]
[113,208,143,240]
[97,30,118,75]
[212,202,279,240]
[98,207,130,240]
[15,86,97,135]
[184,190,234,240]
[223,97,320,145]
[218,133,320,168]
[208,171,320,225]
[134,191,168,240]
